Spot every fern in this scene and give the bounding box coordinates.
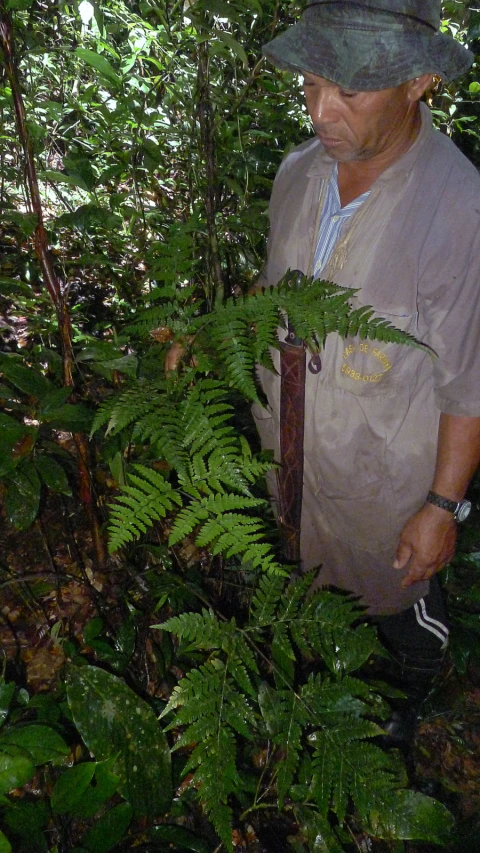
[160,657,255,848]
[184,271,426,402]
[104,379,284,569]
[250,572,286,626]
[90,382,164,438]
[108,464,182,552]
[158,576,418,849]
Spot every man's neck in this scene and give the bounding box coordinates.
[337,107,422,207]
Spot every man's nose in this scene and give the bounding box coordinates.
[310,90,339,125]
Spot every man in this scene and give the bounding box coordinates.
[254,0,480,745]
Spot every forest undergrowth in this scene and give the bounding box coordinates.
[1,2,480,851]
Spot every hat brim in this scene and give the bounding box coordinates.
[263,19,473,90]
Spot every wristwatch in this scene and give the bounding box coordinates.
[426,490,472,522]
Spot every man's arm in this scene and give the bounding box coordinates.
[394,412,480,588]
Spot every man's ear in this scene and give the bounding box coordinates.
[407,73,435,102]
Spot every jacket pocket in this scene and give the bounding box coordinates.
[320,308,419,399]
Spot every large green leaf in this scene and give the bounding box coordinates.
[0,277,31,296]
[66,665,172,815]
[5,467,41,530]
[0,414,36,478]
[367,790,454,843]
[41,169,91,191]
[75,48,122,87]
[0,747,34,795]
[149,825,212,852]
[0,725,69,765]
[2,800,49,851]
[51,763,96,813]
[0,831,11,853]
[0,356,52,398]
[81,803,133,853]
[37,386,73,417]
[42,403,93,432]
[214,30,248,69]
[73,759,120,819]
[34,455,72,496]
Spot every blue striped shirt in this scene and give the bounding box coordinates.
[313,164,370,278]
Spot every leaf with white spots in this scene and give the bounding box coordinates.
[66,665,172,815]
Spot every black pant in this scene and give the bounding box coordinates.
[376,576,448,674]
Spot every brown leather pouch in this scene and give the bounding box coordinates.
[278,340,306,562]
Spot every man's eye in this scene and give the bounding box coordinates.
[340,90,357,98]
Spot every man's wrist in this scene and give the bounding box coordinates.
[426,490,471,522]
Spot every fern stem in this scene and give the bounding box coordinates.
[239,801,279,821]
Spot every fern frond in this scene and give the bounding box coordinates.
[90,383,162,437]
[310,723,392,822]
[159,607,225,647]
[190,273,426,404]
[187,728,240,848]
[159,610,259,685]
[168,495,265,546]
[211,310,257,401]
[250,573,286,627]
[160,658,255,849]
[271,622,296,687]
[203,513,283,572]
[108,464,182,552]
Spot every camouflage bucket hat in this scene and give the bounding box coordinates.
[263,0,473,90]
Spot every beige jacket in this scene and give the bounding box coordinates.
[254,104,480,614]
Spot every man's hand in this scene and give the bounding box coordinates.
[393,503,457,588]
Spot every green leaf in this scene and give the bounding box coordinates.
[6,0,33,8]
[5,467,41,530]
[83,618,104,643]
[42,403,93,431]
[66,665,172,815]
[82,803,133,853]
[51,763,96,813]
[114,619,136,663]
[149,825,212,853]
[90,355,138,380]
[0,356,52,398]
[0,277,31,296]
[34,455,72,496]
[0,747,34,794]
[73,759,120,819]
[214,30,248,69]
[3,211,38,236]
[38,386,73,416]
[0,725,69,765]
[0,684,15,729]
[3,800,49,846]
[0,831,11,853]
[75,48,121,87]
[468,81,480,94]
[367,790,454,843]
[41,169,91,191]
[0,414,36,478]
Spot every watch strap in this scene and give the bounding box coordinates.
[426,490,458,514]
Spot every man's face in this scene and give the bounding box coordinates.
[302,72,422,162]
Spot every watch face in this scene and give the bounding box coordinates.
[456,501,472,522]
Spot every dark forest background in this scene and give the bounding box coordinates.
[1,2,480,851]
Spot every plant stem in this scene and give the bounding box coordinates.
[0,3,106,568]
[197,37,224,304]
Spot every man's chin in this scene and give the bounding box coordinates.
[317,136,357,160]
